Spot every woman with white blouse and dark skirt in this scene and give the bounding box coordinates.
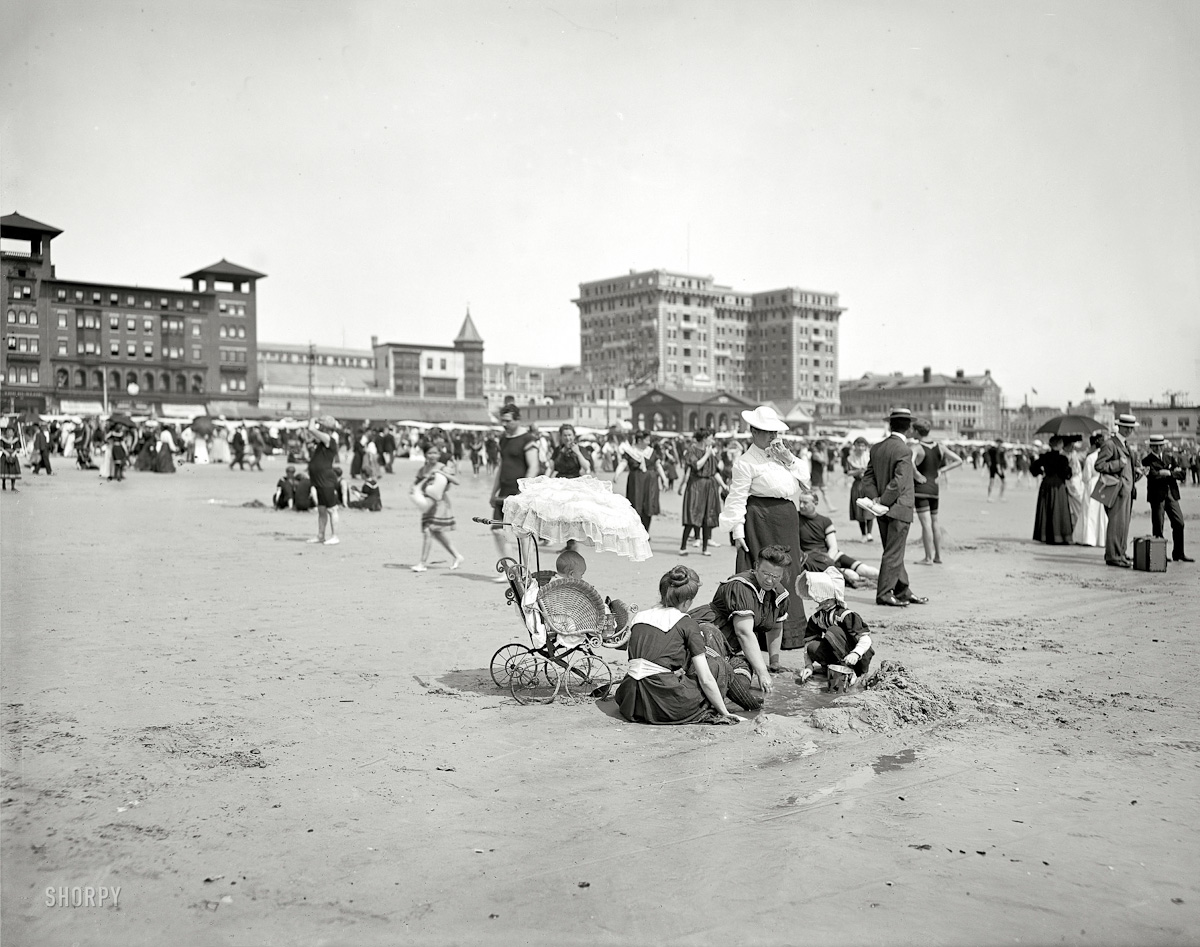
[718,406,810,661]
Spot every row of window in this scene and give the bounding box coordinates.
[218,325,247,339]
[6,366,39,384]
[6,334,38,353]
[53,369,204,393]
[51,337,205,361]
[220,377,248,392]
[59,312,205,336]
[258,351,374,368]
[56,288,202,311]
[219,349,248,363]
[6,309,38,325]
[9,285,32,299]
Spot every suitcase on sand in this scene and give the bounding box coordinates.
[1133,536,1168,572]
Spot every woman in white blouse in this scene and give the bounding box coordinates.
[719,406,811,664]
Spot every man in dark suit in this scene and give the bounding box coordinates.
[1093,413,1141,568]
[859,408,925,607]
[1143,434,1191,562]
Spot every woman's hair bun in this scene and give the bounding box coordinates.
[668,566,690,586]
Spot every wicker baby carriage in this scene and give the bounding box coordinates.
[487,553,637,705]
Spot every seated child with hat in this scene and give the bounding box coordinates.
[795,570,877,688]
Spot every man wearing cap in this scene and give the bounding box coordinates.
[858,408,925,607]
[719,405,811,656]
[1143,435,1191,562]
[1093,414,1142,567]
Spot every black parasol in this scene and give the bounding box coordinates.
[1034,415,1106,437]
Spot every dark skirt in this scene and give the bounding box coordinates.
[1033,477,1074,544]
[848,475,869,523]
[734,495,806,649]
[614,658,729,725]
[135,442,156,471]
[682,477,722,528]
[153,446,176,473]
[0,453,20,478]
[625,467,660,518]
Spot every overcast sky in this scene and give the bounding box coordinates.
[3,0,1198,409]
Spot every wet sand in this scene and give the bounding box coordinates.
[2,458,1198,945]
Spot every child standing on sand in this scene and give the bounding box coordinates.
[411,445,463,573]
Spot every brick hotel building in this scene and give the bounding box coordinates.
[1,212,261,416]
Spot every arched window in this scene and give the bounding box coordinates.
[56,368,69,388]
[718,413,728,429]
[126,371,138,388]
[74,369,87,388]
[143,372,154,392]
[651,412,663,431]
[110,371,122,390]
[191,374,204,394]
[92,370,104,389]
[688,411,698,431]
[160,372,170,392]
[705,413,715,429]
[175,373,186,393]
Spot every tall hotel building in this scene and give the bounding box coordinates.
[574,269,844,416]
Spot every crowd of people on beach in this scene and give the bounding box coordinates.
[2,403,1194,727]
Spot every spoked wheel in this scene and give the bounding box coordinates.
[508,650,557,705]
[545,650,615,700]
[489,643,530,688]
[562,653,614,700]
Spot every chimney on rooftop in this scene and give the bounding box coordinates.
[922,367,932,383]
[956,368,965,379]
[370,335,378,348]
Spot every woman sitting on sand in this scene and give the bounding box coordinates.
[614,566,742,725]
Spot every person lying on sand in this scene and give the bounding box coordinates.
[797,491,880,590]
[795,570,878,688]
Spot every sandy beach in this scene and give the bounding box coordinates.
[2,457,1198,946]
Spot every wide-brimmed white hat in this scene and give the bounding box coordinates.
[1116,413,1138,427]
[741,405,788,433]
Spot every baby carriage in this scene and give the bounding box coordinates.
[475,518,637,704]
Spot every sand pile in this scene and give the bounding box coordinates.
[808,660,958,733]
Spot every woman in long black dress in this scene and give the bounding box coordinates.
[846,437,873,540]
[677,428,725,556]
[718,406,809,653]
[617,430,667,532]
[1031,436,1075,544]
[615,566,740,725]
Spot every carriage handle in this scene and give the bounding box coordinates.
[472,518,541,571]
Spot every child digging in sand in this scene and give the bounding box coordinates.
[795,570,878,688]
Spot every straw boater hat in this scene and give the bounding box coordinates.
[741,405,788,433]
[1148,434,1165,445]
[887,407,912,421]
[1116,413,1138,428]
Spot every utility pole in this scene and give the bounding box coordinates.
[307,342,315,419]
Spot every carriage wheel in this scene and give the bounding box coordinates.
[489,643,530,688]
[508,650,557,705]
[562,653,614,700]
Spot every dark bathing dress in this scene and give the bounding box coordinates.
[615,608,728,725]
[623,445,662,523]
[308,438,340,508]
[1031,450,1074,544]
[681,446,722,530]
[691,572,791,659]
